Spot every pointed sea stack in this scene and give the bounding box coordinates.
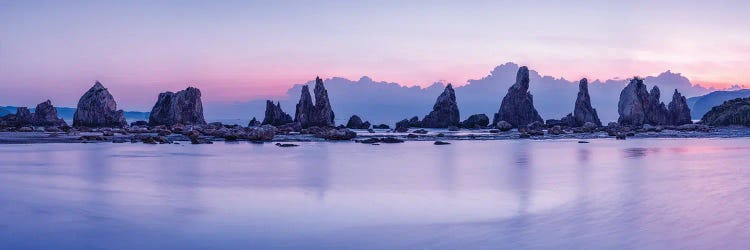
[73,81,127,127]
[262,100,293,126]
[148,87,206,126]
[493,66,543,128]
[573,78,602,126]
[421,84,460,128]
[668,89,692,125]
[294,77,335,128]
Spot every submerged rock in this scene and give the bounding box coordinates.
[421,84,460,128]
[495,121,513,131]
[262,100,293,126]
[73,81,127,128]
[149,87,206,126]
[700,97,750,126]
[294,77,335,128]
[494,66,543,128]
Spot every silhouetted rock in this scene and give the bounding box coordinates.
[247,124,275,141]
[494,66,543,128]
[408,116,421,127]
[148,87,206,126]
[618,78,687,127]
[573,78,602,126]
[295,77,335,128]
[16,107,33,125]
[346,115,371,129]
[130,120,148,127]
[395,119,410,132]
[372,124,390,129]
[317,128,356,140]
[248,117,261,127]
[700,97,750,126]
[32,100,67,127]
[495,120,513,131]
[73,81,127,128]
[668,89,692,126]
[462,114,489,128]
[262,100,293,126]
[434,141,450,145]
[421,84,460,128]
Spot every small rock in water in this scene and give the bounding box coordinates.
[381,137,405,143]
[358,138,381,144]
[578,141,590,144]
[412,129,428,134]
[436,133,445,137]
[434,141,451,145]
[275,143,299,147]
[407,134,418,138]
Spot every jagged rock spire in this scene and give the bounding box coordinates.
[493,66,543,128]
[148,87,206,126]
[73,81,127,127]
[294,76,335,128]
[421,84,460,128]
[573,78,601,126]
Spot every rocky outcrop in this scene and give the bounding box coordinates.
[700,97,750,126]
[395,119,410,132]
[461,114,489,128]
[668,90,692,125]
[32,100,67,126]
[262,100,293,126]
[346,115,371,129]
[493,66,543,128]
[248,117,261,127]
[421,84,460,128]
[573,78,602,126]
[73,81,127,128]
[16,107,33,125]
[148,87,206,126]
[617,78,690,127]
[294,77,335,128]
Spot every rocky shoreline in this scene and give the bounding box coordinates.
[0,123,746,145]
[3,66,750,146]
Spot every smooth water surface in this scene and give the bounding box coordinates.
[2,138,750,249]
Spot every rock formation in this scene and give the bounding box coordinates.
[617,78,690,127]
[294,77,335,128]
[32,100,67,126]
[700,97,750,126]
[573,78,602,126]
[248,117,261,127]
[668,90,692,125]
[16,107,33,125]
[462,114,489,128]
[73,81,127,127]
[261,100,293,126]
[421,84,460,128]
[148,87,206,126]
[494,66,543,128]
[346,115,371,129]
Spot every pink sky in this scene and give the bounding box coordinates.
[1,1,749,109]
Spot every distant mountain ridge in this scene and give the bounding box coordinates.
[687,89,750,119]
[205,62,719,125]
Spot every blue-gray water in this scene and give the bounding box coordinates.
[2,138,750,249]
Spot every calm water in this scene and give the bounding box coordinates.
[2,138,750,249]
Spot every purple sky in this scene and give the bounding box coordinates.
[1,0,749,110]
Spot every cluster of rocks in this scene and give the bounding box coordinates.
[0,100,67,129]
[149,87,206,126]
[261,100,293,126]
[295,77,335,128]
[617,77,692,127]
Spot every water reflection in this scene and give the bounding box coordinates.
[1,139,750,249]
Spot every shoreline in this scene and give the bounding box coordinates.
[1,126,749,145]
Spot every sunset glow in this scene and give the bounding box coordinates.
[1,0,749,110]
